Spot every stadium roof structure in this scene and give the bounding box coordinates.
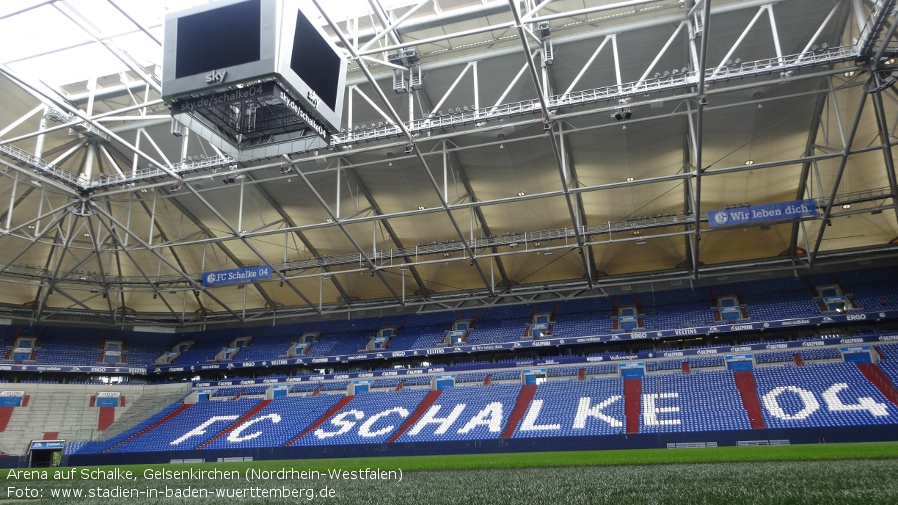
[0,0,897,328]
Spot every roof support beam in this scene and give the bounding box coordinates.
[88,203,245,321]
[313,0,496,296]
[809,87,869,266]
[243,171,356,306]
[35,211,78,321]
[129,194,211,321]
[870,78,898,224]
[508,0,593,289]
[0,64,172,178]
[789,81,831,257]
[413,86,512,289]
[690,0,712,279]
[284,155,404,305]
[164,188,306,314]
[340,165,431,296]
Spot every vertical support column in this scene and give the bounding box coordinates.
[347,86,355,131]
[83,143,96,184]
[131,130,141,178]
[179,129,189,163]
[400,266,406,305]
[237,176,245,235]
[34,110,48,159]
[442,140,448,204]
[148,185,157,246]
[766,5,784,68]
[472,61,480,113]
[611,34,622,94]
[336,163,342,220]
[5,172,18,231]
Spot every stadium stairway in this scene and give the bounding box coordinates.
[285,396,354,446]
[103,404,192,453]
[501,385,537,439]
[98,407,116,431]
[196,399,272,449]
[0,407,13,432]
[389,390,442,443]
[733,371,766,429]
[857,363,898,406]
[623,379,641,434]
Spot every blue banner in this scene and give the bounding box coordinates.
[707,199,816,228]
[202,265,272,287]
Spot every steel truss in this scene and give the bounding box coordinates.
[0,0,895,325]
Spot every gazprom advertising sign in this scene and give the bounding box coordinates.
[203,265,272,287]
[707,199,816,228]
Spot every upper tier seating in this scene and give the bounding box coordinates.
[4,267,895,372]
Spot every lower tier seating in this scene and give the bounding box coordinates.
[74,361,898,454]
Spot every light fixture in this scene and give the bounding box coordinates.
[170,180,182,192]
[442,252,450,257]
[279,163,292,175]
[140,188,149,193]
[517,191,525,196]
[614,111,623,121]
[325,218,334,223]
[417,205,425,210]
[152,293,157,299]
[844,70,856,77]
[633,230,641,236]
[534,242,541,247]
[744,160,754,165]
[82,233,90,238]
[626,177,635,182]
[27,224,35,230]
[222,173,237,184]
[841,203,851,209]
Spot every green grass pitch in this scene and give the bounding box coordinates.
[3,442,898,504]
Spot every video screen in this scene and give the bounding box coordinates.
[175,0,262,79]
[289,8,342,111]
